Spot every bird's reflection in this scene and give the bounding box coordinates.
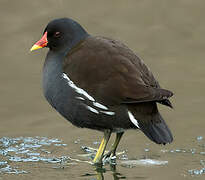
[94,163,126,180]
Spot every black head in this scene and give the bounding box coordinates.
[44,18,89,51]
[31,18,89,52]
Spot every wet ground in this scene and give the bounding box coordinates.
[0,0,205,179]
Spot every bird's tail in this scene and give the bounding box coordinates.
[139,112,173,145]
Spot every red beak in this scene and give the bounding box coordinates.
[30,32,48,51]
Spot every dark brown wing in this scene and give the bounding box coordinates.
[63,36,173,106]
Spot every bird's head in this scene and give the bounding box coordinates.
[30,18,88,52]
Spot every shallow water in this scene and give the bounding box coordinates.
[0,0,205,179]
[0,135,205,179]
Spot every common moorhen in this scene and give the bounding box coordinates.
[31,18,173,164]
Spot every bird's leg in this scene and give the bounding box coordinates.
[93,130,111,164]
[103,132,124,159]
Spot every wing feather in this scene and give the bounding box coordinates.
[63,36,173,106]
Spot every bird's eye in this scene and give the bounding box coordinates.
[54,32,61,38]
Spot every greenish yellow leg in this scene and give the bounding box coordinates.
[93,130,111,164]
[111,132,124,156]
[103,132,124,158]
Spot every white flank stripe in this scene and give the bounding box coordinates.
[75,97,85,100]
[62,73,95,101]
[100,111,115,115]
[93,102,108,110]
[86,105,99,114]
[128,111,140,128]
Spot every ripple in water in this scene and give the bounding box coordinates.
[161,136,205,176]
[0,136,68,174]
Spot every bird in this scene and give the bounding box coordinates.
[30,18,173,165]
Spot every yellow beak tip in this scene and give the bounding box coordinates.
[30,44,42,52]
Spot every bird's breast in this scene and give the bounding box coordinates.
[42,53,76,119]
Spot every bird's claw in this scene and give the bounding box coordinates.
[102,150,117,163]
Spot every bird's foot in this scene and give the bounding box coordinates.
[102,150,117,164]
[103,150,114,159]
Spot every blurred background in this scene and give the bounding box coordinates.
[0,0,205,179]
